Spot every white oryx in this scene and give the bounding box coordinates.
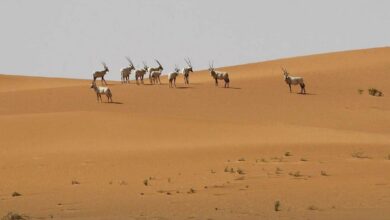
[182,58,193,85]
[168,66,180,88]
[148,59,164,84]
[282,68,306,94]
[121,57,135,84]
[90,81,113,103]
[134,62,148,85]
[93,62,109,85]
[208,62,230,88]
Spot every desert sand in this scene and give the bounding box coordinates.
[0,47,389,220]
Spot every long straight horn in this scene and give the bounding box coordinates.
[126,57,131,64]
[128,58,134,67]
[185,58,192,67]
[155,59,162,67]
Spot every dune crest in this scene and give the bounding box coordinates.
[0,47,389,220]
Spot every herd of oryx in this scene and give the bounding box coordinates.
[90,58,306,103]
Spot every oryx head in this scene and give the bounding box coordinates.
[282,67,289,79]
[208,61,215,72]
[142,61,148,71]
[126,57,135,70]
[174,65,180,73]
[102,62,109,72]
[155,59,163,71]
[184,58,193,72]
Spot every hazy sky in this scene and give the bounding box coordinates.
[0,0,389,80]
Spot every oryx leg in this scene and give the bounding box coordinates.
[102,77,107,85]
[300,83,306,94]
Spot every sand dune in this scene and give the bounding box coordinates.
[0,48,389,219]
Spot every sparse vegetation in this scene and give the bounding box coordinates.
[236,168,245,175]
[284,152,292,157]
[274,201,281,211]
[300,158,308,162]
[352,152,371,159]
[188,188,196,194]
[387,154,390,160]
[368,88,383,97]
[275,167,283,175]
[224,166,236,173]
[308,205,319,211]
[321,170,329,176]
[238,158,246,162]
[71,180,80,185]
[143,179,149,186]
[289,171,302,177]
[271,157,283,162]
[11,192,22,197]
[357,89,364,95]
[1,212,28,220]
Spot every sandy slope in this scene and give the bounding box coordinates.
[0,47,389,220]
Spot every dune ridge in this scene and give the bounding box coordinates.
[0,47,389,220]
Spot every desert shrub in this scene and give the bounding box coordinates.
[289,171,301,177]
[2,212,28,220]
[351,152,370,159]
[236,168,245,175]
[308,205,319,211]
[368,88,383,97]
[11,192,21,197]
[321,170,329,176]
[274,201,281,211]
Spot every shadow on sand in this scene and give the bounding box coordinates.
[294,92,316,95]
